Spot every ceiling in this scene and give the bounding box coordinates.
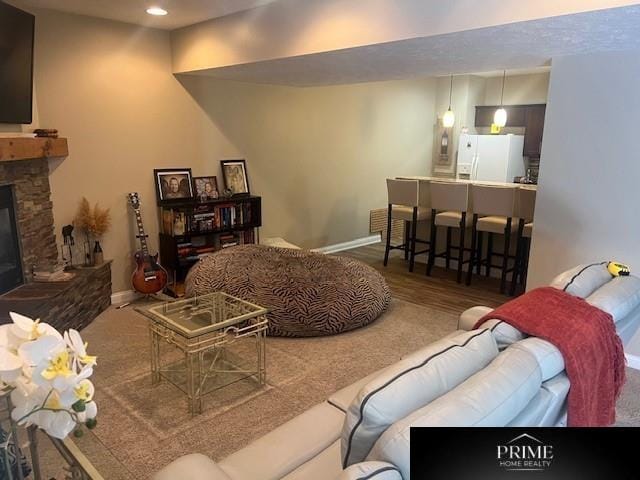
[186,5,640,86]
[9,0,280,30]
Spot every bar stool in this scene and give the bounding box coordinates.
[426,181,472,283]
[510,187,537,295]
[383,179,431,272]
[466,184,518,293]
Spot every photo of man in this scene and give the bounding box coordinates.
[155,169,194,201]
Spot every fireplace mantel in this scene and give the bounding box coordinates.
[0,137,68,162]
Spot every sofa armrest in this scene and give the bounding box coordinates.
[154,454,232,480]
[458,306,494,330]
[336,461,402,480]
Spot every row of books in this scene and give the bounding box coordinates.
[176,230,255,262]
[162,202,255,236]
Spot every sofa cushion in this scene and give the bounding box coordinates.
[154,454,231,480]
[509,337,564,381]
[336,462,402,480]
[457,306,493,330]
[550,262,611,298]
[282,440,342,480]
[367,345,542,479]
[479,318,526,349]
[586,275,640,323]
[328,370,387,413]
[341,329,498,467]
[220,402,344,480]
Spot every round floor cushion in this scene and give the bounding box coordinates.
[185,245,391,337]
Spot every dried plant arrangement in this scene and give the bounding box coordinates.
[74,197,111,265]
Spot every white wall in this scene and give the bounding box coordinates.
[527,50,640,357]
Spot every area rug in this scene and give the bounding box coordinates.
[37,297,640,479]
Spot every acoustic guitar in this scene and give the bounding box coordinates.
[127,192,168,295]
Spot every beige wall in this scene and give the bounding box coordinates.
[27,10,239,293]
[171,0,635,73]
[179,75,437,249]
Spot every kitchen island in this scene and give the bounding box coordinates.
[396,175,537,190]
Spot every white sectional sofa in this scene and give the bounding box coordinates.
[155,263,640,480]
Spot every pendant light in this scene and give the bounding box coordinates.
[442,75,455,128]
[494,70,507,127]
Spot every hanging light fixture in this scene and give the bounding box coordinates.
[494,70,508,127]
[442,74,455,128]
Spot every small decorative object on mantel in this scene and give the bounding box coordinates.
[74,198,111,266]
[33,128,59,138]
[221,159,250,196]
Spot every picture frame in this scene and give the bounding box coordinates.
[154,168,194,203]
[220,159,250,196]
[193,176,220,201]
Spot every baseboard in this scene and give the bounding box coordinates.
[110,289,140,306]
[313,234,381,254]
[625,353,640,370]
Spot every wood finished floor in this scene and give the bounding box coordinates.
[337,243,510,316]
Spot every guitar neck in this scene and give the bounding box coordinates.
[133,208,149,255]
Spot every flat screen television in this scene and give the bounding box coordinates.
[0,1,35,124]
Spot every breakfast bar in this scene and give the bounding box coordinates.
[385,176,537,294]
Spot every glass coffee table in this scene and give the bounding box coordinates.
[136,292,268,415]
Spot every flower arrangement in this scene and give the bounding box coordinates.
[0,312,98,440]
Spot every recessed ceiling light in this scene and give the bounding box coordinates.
[146,7,168,16]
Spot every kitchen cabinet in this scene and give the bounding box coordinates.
[523,104,546,157]
[475,104,546,158]
[475,105,526,127]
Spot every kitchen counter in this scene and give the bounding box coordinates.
[397,176,537,190]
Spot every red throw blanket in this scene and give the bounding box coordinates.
[474,287,626,426]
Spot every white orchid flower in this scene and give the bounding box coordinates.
[9,312,61,342]
[77,401,98,423]
[64,329,97,366]
[59,378,94,408]
[0,346,23,384]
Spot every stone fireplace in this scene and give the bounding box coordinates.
[0,157,59,287]
[0,185,24,294]
[0,138,112,329]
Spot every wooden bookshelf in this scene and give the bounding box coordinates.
[158,195,262,297]
[0,137,68,162]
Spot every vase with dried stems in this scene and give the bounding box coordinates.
[74,198,111,266]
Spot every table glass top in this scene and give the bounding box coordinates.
[137,292,267,337]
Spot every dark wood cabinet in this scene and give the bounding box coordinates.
[523,104,546,157]
[475,104,546,158]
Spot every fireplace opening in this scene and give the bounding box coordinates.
[0,186,23,295]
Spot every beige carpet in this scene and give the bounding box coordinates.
[38,298,640,479]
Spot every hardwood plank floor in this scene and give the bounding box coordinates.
[337,243,510,316]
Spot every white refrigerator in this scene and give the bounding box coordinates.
[456,134,525,182]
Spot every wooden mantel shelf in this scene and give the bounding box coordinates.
[0,137,69,163]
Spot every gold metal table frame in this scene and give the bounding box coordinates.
[138,292,268,415]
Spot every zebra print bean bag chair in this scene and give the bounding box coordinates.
[185,245,391,337]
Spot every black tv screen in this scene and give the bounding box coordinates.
[0,2,35,124]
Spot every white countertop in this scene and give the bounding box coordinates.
[397,176,537,190]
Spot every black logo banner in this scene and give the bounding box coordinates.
[410,427,638,479]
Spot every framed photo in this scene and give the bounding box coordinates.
[220,159,250,196]
[154,168,194,202]
[193,176,219,201]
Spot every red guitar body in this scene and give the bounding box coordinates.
[128,192,168,295]
[131,251,168,295]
